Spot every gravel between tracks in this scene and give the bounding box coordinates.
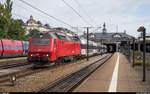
[0,54,108,92]
[0,57,27,65]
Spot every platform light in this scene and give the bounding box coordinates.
[137,26,146,32]
[137,26,146,82]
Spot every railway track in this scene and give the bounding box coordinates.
[0,54,108,86]
[0,55,92,83]
[0,62,30,69]
[0,53,103,70]
[37,54,112,92]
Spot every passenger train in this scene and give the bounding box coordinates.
[80,37,106,57]
[0,39,29,58]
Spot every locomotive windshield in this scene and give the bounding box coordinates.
[32,39,49,45]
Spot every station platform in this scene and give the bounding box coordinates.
[74,52,150,92]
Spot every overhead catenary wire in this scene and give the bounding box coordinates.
[13,2,55,26]
[73,0,96,25]
[19,0,74,28]
[61,0,92,26]
[12,13,28,20]
[18,0,86,34]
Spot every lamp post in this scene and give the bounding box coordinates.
[137,26,146,82]
[132,37,135,68]
[87,27,89,61]
[128,40,131,62]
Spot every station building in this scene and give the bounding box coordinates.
[80,23,133,52]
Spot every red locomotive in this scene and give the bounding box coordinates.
[27,32,81,64]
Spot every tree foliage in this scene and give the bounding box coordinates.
[8,19,26,40]
[4,0,13,19]
[0,0,29,40]
[28,29,40,37]
[0,3,9,39]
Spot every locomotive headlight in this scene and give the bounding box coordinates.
[45,54,49,56]
[43,54,49,57]
[31,54,37,56]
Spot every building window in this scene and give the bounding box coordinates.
[112,34,121,38]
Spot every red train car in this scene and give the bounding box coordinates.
[1,39,23,57]
[0,40,3,56]
[28,32,81,64]
[15,40,24,56]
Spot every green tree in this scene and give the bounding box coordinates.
[0,0,27,40]
[8,19,26,40]
[0,3,9,39]
[5,0,13,39]
[0,0,13,39]
[4,0,13,19]
[28,29,40,37]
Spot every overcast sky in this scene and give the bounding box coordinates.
[1,0,150,37]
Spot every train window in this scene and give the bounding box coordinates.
[8,45,11,50]
[16,45,19,50]
[4,44,7,50]
[20,45,22,49]
[32,39,49,45]
[60,36,67,40]
[0,45,1,50]
[13,45,16,49]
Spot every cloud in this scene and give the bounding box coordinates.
[1,0,150,37]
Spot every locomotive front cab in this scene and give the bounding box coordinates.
[28,33,54,63]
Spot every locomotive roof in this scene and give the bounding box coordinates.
[32,32,80,42]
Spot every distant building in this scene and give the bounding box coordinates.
[24,15,76,36]
[138,32,150,41]
[80,23,133,52]
[80,23,133,43]
[25,15,51,34]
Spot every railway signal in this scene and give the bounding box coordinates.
[9,74,16,86]
[137,26,146,82]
